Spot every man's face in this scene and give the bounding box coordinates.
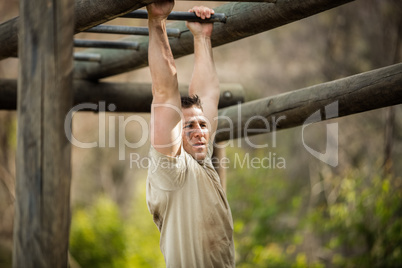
[182,106,210,161]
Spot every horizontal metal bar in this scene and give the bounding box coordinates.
[122,10,227,23]
[74,53,101,62]
[74,39,139,50]
[85,25,181,37]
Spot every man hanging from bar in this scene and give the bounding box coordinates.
[145,0,235,267]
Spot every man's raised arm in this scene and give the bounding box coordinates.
[187,6,220,137]
[148,0,182,157]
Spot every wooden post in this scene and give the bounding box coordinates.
[13,0,73,267]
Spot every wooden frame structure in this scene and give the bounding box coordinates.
[0,0,400,266]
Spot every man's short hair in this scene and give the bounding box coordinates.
[181,95,203,110]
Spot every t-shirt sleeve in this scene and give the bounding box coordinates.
[147,145,187,191]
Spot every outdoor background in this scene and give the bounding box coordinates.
[1,0,401,267]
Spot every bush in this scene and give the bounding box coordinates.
[307,172,402,267]
[69,196,126,268]
[69,179,165,268]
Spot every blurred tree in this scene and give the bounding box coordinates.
[0,112,16,268]
[69,180,165,268]
[69,196,127,268]
[0,1,19,265]
[124,179,165,268]
[306,171,402,267]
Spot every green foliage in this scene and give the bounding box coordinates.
[70,148,401,268]
[69,179,165,268]
[307,172,402,267]
[69,196,127,268]
[226,146,402,267]
[226,147,318,267]
[124,179,165,268]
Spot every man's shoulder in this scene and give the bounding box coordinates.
[146,145,188,191]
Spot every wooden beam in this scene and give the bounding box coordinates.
[3,64,400,142]
[0,79,16,110]
[0,18,19,59]
[74,53,102,62]
[0,80,245,112]
[73,0,354,80]
[0,0,154,60]
[13,0,74,266]
[215,63,402,142]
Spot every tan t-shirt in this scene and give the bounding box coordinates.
[146,143,235,268]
